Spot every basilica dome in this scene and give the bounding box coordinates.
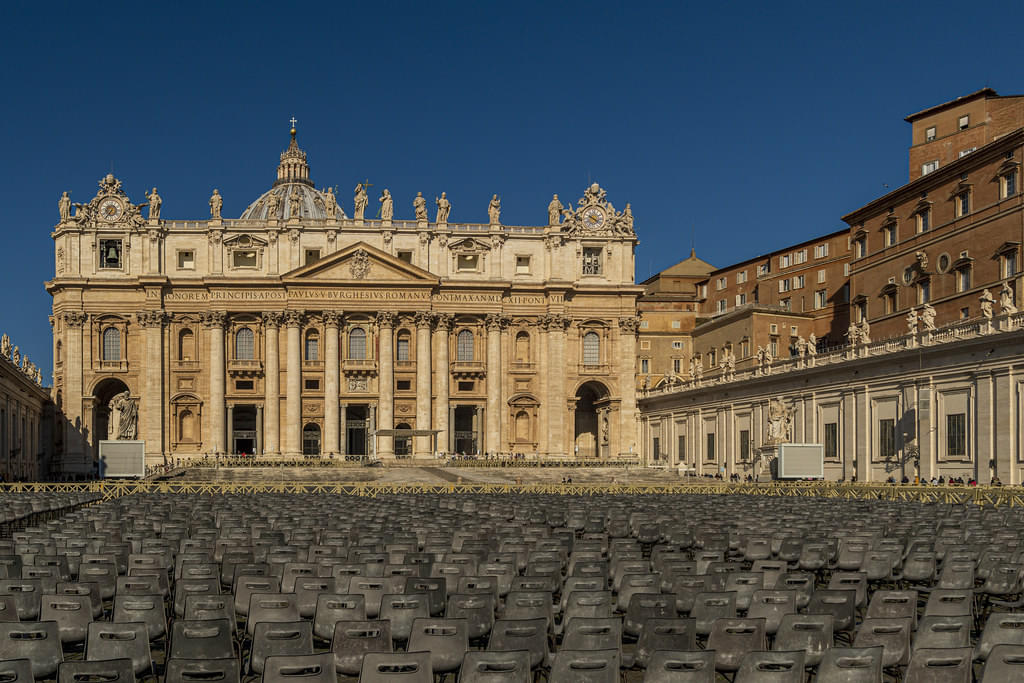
[239,127,346,220]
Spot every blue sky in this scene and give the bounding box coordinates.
[3,0,1023,377]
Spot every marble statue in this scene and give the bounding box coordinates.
[488,194,501,224]
[147,188,161,220]
[906,308,919,335]
[763,345,773,366]
[289,186,302,218]
[58,191,71,223]
[11,346,19,367]
[547,194,563,225]
[323,187,337,219]
[915,250,929,272]
[600,409,610,445]
[108,390,138,440]
[766,398,794,444]
[413,192,427,220]
[807,333,817,356]
[0,334,9,359]
[693,358,703,381]
[1001,282,1018,315]
[980,288,995,319]
[73,203,90,223]
[435,192,450,223]
[33,367,41,385]
[266,192,280,218]
[379,189,393,221]
[846,322,860,345]
[209,189,223,219]
[795,336,807,358]
[622,203,634,230]
[921,303,937,331]
[353,184,368,220]
[859,319,871,344]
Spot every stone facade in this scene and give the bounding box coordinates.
[0,335,53,480]
[47,129,641,471]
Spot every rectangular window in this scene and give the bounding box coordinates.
[958,115,969,130]
[780,254,791,268]
[716,277,727,290]
[1003,170,1018,198]
[740,340,749,357]
[946,414,966,456]
[673,358,681,373]
[177,250,195,270]
[717,299,727,313]
[824,423,838,460]
[844,263,851,276]
[770,323,779,334]
[959,147,976,158]
[960,307,970,319]
[457,381,474,392]
[814,244,829,258]
[582,247,602,275]
[708,349,716,366]
[396,337,410,361]
[735,293,746,306]
[817,269,826,283]
[957,268,971,292]
[99,239,123,269]
[304,249,321,265]
[396,250,413,264]
[652,437,660,462]
[884,225,897,246]
[515,255,531,274]
[639,340,650,350]
[790,325,798,336]
[678,435,685,463]
[922,160,939,175]
[793,275,805,289]
[706,432,715,461]
[957,192,970,217]
[396,379,411,391]
[757,263,769,277]
[640,358,649,373]
[304,379,320,390]
[639,320,649,329]
[917,209,930,233]
[926,126,936,142]
[737,271,748,283]
[305,336,319,361]
[233,250,257,268]
[778,279,791,293]
[918,280,930,304]
[457,254,478,272]
[236,380,254,391]
[879,418,896,460]
[794,249,807,265]
[671,320,681,329]
[739,429,750,461]
[1005,252,1018,278]
[671,341,683,350]
[854,238,866,259]
[780,298,791,311]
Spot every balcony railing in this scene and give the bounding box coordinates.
[343,358,378,374]
[578,363,610,375]
[173,360,200,371]
[302,360,324,371]
[228,359,263,371]
[450,360,486,372]
[97,360,128,372]
[395,360,416,370]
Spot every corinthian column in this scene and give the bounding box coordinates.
[136,310,168,467]
[202,311,227,455]
[262,312,282,455]
[414,312,434,458]
[548,315,569,455]
[62,311,88,469]
[485,314,506,455]
[618,317,640,457]
[376,311,396,459]
[284,310,304,457]
[433,314,452,455]
[323,311,341,457]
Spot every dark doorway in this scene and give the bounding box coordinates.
[302,423,321,457]
[453,405,478,456]
[232,405,257,455]
[91,377,131,463]
[346,405,367,460]
[574,382,609,458]
[395,423,412,457]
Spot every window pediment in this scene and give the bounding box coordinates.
[909,198,932,217]
[947,181,972,200]
[878,282,898,297]
[449,238,490,254]
[223,233,268,248]
[992,241,1021,259]
[994,159,1021,180]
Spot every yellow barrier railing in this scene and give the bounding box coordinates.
[1,481,1022,505]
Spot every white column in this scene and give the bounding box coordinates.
[284,310,303,457]
[414,312,433,457]
[262,313,281,455]
[205,311,226,455]
[324,312,341,457]
[433,315,452,456]
[485,314,504,455]
[377,312,395,459]
[538,320,549,457]
[339,403,347,458]
[548,315,568,455]
[62,311,87,470]
[137,310,166,467]
[617,317,639,457]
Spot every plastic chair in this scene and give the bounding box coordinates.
[852,617,912,670]
[168,618,235,661]
[359,651,432,683]
[293,577,337,619]
[487,618,551,671]
[40,594,93,646]
[312,593,366,641]
[866,590,918,626]
[57,659,133,683]
[448,592,496,642]
[642,650,715,683]
[164,657,240,683]
[234,576,281,617]
[0,621,63,679]
[85,622,153,677]
[0,579,42,620]
[262,653,336,683]
[815,646,884,683]
[734,650,805,683]
[904,647,972,683]
[746,590,796,635]
[707,618,766,674]
[624,593,676,638]
[691,592,737,636]
[457,650,531,683]
[112,593,166,641]
[173,577,220,618]
[561,616,622,652]
[774,613,833,668]
[913,615,972,650]
[407,618,469,677]
[976,613,1024,662]
[808,589,857,638]
[980,643,1024,682]
[634,618,697,670]
[246,593,300,637]
[249,621,313,675]
[378,593,429,643]
[549,649,620,683]
[330,620,393,677]
[0,659,32,683]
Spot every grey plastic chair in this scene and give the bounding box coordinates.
[904,647,972,683]
[57,659,134,683]
[359,651,433,683]
[642,650,716,683]
[549,649,621,683]
[734,650,805,683]
[816,646,884,683]
[457,650,531,683]
[980,643,1024,682]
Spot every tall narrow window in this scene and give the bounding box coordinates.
[879,418,896,460]
[456,329,474,362]
[305,330,319,361]
[957,191,970,217]
[514,332,530,363]
[824,423,839,460]
[178,329,194,361]
[706,433,716,461]
[235,327,254,360]
[348,327,367,360]
[947,414,967,456]
[582,332,600,365]
[918,279,930,304]
[102,327,121,361]
[396,333,410,361]
[917,209,930,233]
[1003,170,1018,198]
[1005,251,1019,279]
[739,430,750,461]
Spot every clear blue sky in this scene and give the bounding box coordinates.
[2,0,1022,378]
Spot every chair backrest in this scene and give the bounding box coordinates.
[330,619,393,677]
[866,590,917,625]
[0,659,32,683]
[550,649,620,683]
[169,618,235,661]
[904,647,972,683]
[41,594,93,644]
[808,589,857,633]
[164,657,241,683]
[774,613,833,668]
[707,617,767,673]
[816,646,883,683]
[249,621,314,676]
[981,644,1024,682]
[692,591,737,635]
[262,653,336,683]
[359,651,433,683]
[914,615,972,650]
[634,618,697,669]
[447,592,496,641]
[57,659,134,683]
[0,621,62,679]
[378,593,430,642]
[851,617,913,670]
[247,592,300,636]
[113,593,166,639]
[977,612,1024,661]
[561,616,622,652]
[407,618,469,675]
[925,589,974,618]
[734,650,805,683]
[85,621,152,676]
[487,618,550,671]
[643,650,716,683]
[458,650,531,683]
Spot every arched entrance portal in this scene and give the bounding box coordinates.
[302,423,321,457]
[574,381,610,459]
[394,423,412,457]
[91,378,132,462]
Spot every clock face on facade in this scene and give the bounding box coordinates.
[99,198,124,222]
[582,207,606,230]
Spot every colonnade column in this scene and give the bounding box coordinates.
[62,312,88,469]
[226,404,234,454]
[136,310,167,467]
[485,314,504,455]
[548,315,569,455]
[284,310,304,457]
[339,403,347,458]
[538,318,549,457]
[414,312,433,458]
[617,317,640,458]
[203,311,227,456]
[262,312,282,455]
[376,312,396,459]
[324,312,341,457]
[434,314,452,456]
[255,405,263,457]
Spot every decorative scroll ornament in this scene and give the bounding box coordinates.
[350,249,370,280]
[70,174,146,230]
[560,182,636,238]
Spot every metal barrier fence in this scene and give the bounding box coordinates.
[2,481,1023,506]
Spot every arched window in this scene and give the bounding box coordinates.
[178,329,194,361]
[235,327,254,360]
[305,330,319,361]
[456,329,474,362]
[515,332,530,363]
[348,327,367,359]
[515,411,530,442]
[583,331,600,365]
[396,332,411,361]
[102,327,121,361]
[302,423,321,456]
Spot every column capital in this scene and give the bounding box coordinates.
[200,311,228,328]
[376,311,397,329]
[618,316,641,334]
[413,311,435,329]
[135,310,169,328]
[62,311,89,328]
[435,313,454,331]
[541,314,570,331]
[485,313,509,332]
[323,311,343,328]
[282,309,306,328]
[262,311,284,328]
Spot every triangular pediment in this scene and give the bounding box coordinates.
[282,242,439,284]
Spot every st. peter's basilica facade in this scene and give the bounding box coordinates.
[48,128,641,471]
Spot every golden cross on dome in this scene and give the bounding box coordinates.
[289,117,297,129]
